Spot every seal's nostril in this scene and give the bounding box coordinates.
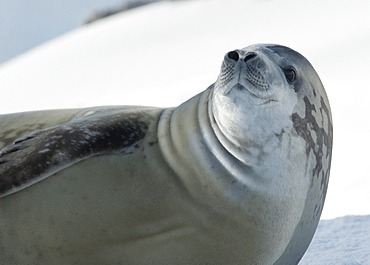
[244,53,257,62]
[227,51,239,61]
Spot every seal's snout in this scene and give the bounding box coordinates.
[226,51,257,63]
[217,49,270,97]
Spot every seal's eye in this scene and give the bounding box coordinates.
[284,68,296,84]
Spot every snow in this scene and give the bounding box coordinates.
[0,0,125,64]
[300,215,370,264]
[1,0,370,263]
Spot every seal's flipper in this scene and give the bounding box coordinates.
[0,110,156,197]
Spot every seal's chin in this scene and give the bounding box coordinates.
[226,83,277,106]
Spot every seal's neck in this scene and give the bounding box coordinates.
[157,87,265,200]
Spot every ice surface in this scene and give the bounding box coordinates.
[301,215,370,264]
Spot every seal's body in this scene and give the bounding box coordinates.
[0,44,332,265]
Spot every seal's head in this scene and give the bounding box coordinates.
[210,44,331,167]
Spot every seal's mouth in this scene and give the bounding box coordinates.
[226,83,277,105]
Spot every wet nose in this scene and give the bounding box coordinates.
[227,50,239,61]
[227,51,257,62]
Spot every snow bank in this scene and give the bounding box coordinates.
[0,0,125,64]
[301,215,370,264]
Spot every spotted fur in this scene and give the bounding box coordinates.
[0,111,153,197]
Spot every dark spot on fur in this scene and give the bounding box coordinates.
[148,141,158,146]
[291,96,333,194]
[275,129,285,141]
[312,86,317,97]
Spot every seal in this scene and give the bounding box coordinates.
[0,44,332,265]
